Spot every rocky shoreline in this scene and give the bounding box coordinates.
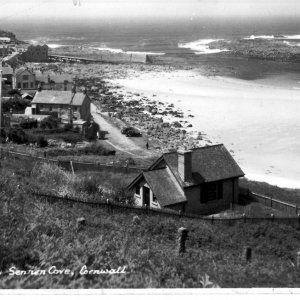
[27,62,211,152]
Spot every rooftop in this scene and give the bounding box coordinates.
[35,71,73,84]
[32,90,87,106]
[143,168,187,207]
[150,144,244,187]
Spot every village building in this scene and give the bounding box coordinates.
[21,44,48,62]
[35,71,74,91]
[0,37,11,44]
[31,88,91,132]
[0,45,9,57]
[16,67,36,90]
[0,65,14,96]
[128,144,244,215]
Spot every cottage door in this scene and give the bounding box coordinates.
[144,187,150,207]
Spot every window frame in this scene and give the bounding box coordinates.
[201,181,223,203]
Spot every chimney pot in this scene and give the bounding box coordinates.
[37,83,42,92]
[177,150,193,182]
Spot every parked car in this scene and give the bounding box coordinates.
[121,126,142,137]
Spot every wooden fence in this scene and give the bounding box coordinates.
[0,148,141,175]
[239,186,300,217]
[31,191,300,228]
[2,148,300,219]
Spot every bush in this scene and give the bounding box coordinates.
[40,116,59,130]
[63,123,73,131]
[8,128,27,144]
[2,97,30,113]
[37,136,48,148]
[20,119,38,129]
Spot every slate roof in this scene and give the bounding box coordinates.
[35,71,73,84]
[32,90,87,106]
[150,144,244,187]
[16,67,34,77]
[0,66,13,75]
[128,144,244,207]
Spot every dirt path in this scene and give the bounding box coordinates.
[91,104,154,157]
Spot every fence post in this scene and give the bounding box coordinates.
[270,197,273,208]
[177,227,188,254]
[243,246,252,263]
[77,217,86,231]
[271,213,275,222]
[297,251,300,268]
[70,160,75,175]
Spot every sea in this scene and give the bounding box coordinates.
[4,17,300,189]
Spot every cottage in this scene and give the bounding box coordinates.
[31,88,91,124]
[128,144,244,215]
[16,67,36,90]
[35,71,74,91]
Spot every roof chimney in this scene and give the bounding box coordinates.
[82,87,87,95]
[37,83,42,92]
[177,150,193,182]
[71,84,76,94]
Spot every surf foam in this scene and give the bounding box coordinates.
[178,39,229,55]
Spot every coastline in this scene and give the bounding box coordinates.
[107,68,300,189]
[28,59,300,190]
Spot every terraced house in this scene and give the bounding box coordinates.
[31,87,91,132]
[16,67,36,90]
[128,144,244,215]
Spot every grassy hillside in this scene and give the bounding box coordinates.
[1,157,300,288]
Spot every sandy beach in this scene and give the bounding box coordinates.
[109,69,300,189]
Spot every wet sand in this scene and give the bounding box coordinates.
[110,69,300,189]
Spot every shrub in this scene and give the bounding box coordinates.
[63,123,73,131]
[79,143,115,156]
[2,97,30,113]
[8,127,27,144]
[40,116,59,130]
[85,122,100,141]
[25,133,38,144]
[80,175,100,195]
[37,136,48,148]
[20,119,38,129]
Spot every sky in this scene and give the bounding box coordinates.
[0,0,300,22]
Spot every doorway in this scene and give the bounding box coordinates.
[144,186,150,207]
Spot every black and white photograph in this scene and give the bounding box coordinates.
[0,0,300,293]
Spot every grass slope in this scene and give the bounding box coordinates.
[1,158,300,288]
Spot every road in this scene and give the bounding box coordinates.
[91,103,153,157]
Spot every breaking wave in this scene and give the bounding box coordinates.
[244,34,300,40]
[244,35,275,40]
[178,39,229,55]
[91,46,165,55]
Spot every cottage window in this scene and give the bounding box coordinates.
[17,83,21,88]
[153,194,157,203]
[22,75,29,80]
[135,185,140,195]
[30,82,34,88]
[23,82,29,89]
[201,181,223,203]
